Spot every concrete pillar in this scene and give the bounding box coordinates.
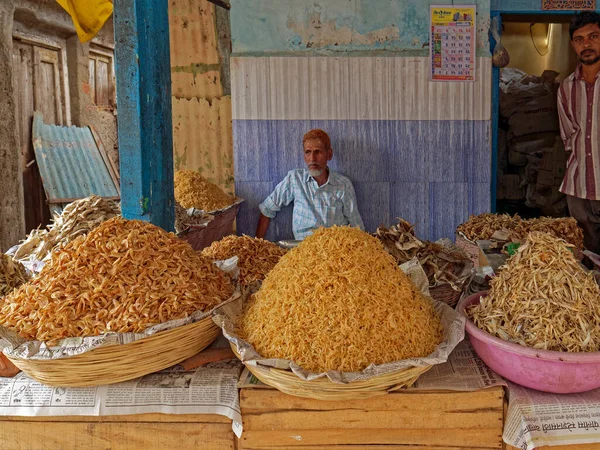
[0,0,25,252]
[66,34,89,127]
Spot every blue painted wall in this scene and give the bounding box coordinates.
[231,1,493,241]
[230,0,491,56]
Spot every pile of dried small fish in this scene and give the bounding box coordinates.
[512,217,584,250]
[174,203,213,234]
[0,254,29,297]
[468,232,600,352]
[457,214,585,252]
[13,196,120,263]
[375,219,473,291]
[0,217,234,344]
[457,213,521,241]
[201,235,287,285]
[174,170,235,211]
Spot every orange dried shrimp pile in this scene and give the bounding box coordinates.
[241,226,443,373]
[0,217,234,344]
[202,235,287,285]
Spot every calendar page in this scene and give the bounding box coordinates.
[430,5,476,82]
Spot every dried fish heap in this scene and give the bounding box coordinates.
[457,213,521,241]
[512,216,584,250]
[174,170,235,212]
[241,226,443,373]
[375,219,473,291]
[0,255,29,297]
[468,232,600,352]
[201,235,287,285]
[0,217,234,344]
[13,195,120,263]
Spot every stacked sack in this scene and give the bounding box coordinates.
[497,68,567,216]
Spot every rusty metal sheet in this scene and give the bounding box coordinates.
[31,112,119,207]
[172,96,234,195]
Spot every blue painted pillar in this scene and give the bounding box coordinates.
[113,0,174,231]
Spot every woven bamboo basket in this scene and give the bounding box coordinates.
[6,316,220,387]
[231,345,431,400]
[429,283,463,308]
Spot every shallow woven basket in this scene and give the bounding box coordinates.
[231,345,431,400]
[7,316,219,387]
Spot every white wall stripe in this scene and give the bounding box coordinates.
[232,56,492,121]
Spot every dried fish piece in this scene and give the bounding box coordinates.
[0,255,29,297]
[13,195,120,264]
[201,235,287,286]
[468,232,600,352]
[174,170,235,211]
[0,217,234,344]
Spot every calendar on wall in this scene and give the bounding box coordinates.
[430,5,476,82]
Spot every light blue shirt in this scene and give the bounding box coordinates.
[259,169,365,240]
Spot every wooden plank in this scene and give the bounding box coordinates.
[244,408,502,431]
[0,413,230,423]
[241,388,504,415]
[241,446,495,450]
[0,421,234,450]
[114,0,174,231]
[89,126,121,191]
[240,427,502,449]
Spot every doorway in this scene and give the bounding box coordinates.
[492,12,578,219]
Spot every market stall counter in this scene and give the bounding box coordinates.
[237,386,504,449]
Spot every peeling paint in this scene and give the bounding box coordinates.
[171,62,221,80]
[287,11,400,48]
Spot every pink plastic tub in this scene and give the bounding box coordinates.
[458,292,600,394]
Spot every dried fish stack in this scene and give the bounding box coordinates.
[241,226,443,373]
[468,232,600,352]
[0,255,29,297]
[375,219,473,292]
[457,213,521,241]
[512,216,584,250]
[174,170,235,212]
[0,217,234,344]
[13,195,120,263]
[201,235,287,285]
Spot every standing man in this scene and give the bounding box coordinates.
[558,11,600,254]
[255,129,364,240]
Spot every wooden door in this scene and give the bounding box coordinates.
[12,38,67,233]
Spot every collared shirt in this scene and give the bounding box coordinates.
[558,65,600,200]
[259,169,365,240]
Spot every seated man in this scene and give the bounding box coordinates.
[255,129,364,240]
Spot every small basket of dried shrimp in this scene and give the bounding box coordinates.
[213,227,465,400]
[459,232,600,394]
[0,217,237,387]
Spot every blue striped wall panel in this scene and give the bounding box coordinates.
[234,120,492,241]
[232,121,274,182]
[429,182,468,241]
[353,182,391,233]
[389,182,429,237]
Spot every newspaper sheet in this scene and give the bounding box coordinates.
[0,360,244,437]
[504,381,600,450]
[238,340,507,392]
